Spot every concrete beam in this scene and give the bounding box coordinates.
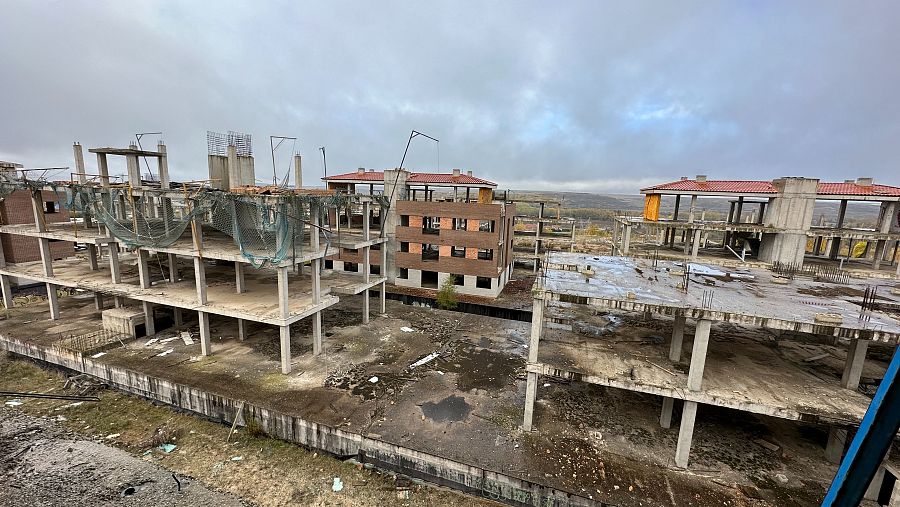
[280,325,292,374]
[194,257,207,305]
[670,315,685,362]
[523,371,538,431]
[687,319,712,391]
[674,400,698,468]
[841,338,869,390]
[46,283,59,320]
[199,311,211,356]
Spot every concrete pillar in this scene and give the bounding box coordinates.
[312,311,323,355]
[167,254,178,282]
[523,371,539,431]
[125,148,141,188]
[114,296,125,308]
[688,195,697,223]
[611,220,619,255]
[87,244,99,270]
[523,296,545,431]
[237,318,247,341]
[157,142,169,189]
[889,477,900,507]
[73,143,87,183]
[1,275,13,310]
[673,195,681,221]
[235,262,246,293]
[142,301,155,335]
[227,145,240,189]
[382,169,409,282]
[108,244,121,283]
[280,325,292,374]
[674,401,698,468]
[622,224,632,255]
[194,257,207,305]
[93,293,103,310]
[293,154,302,188]
[687,319,712,391]
[841,338,869,390]
[691,229,701,260]
[277,266,289,319]
[173,307,183,328]
[380,281,386,314]
[46,283,60,320]
[96,153,110,188]
[137,249,151,288]
[37,239,53,277]
[825,427,847,463]
[660,398,675,429]
[670,316,686,361]
[865,460,889,501]
[363,201,370,240]
[362,289,370,324]
[31,190,46,232]
[198,311,211,355]
[874,240,887,270]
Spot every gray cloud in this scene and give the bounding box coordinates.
[1,1,898,193]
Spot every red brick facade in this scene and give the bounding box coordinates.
[0,190,75,263]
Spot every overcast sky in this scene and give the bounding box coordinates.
[1,1,898,193]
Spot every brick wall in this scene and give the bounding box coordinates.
[1,190,75,263]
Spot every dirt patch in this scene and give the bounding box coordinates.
[421,395,471,423]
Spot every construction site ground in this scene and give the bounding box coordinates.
[0,291,885,506]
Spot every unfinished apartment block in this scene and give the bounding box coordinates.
[0,138,386,375]
[508,196,576,273]
[614,176,900,275]
[324,168,515,297]
[524,252,900,478]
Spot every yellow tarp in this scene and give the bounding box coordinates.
[643,194,661,221]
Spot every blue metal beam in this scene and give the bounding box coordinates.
[822,345,900,506]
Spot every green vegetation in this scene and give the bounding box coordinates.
[436,275,458,310]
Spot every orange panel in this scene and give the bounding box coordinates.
[478,188,493,203]
[409,243,422,254]
[643,194,661,221]
[439,245,452,257]
[409,216,423,227]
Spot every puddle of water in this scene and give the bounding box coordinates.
[432,342,523,391]
[421,395,471,422]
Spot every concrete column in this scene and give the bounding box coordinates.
[114,296,125,308]
[528,296,545,363]
[198,311,211,355]
[86,244,99,270]
[46,283,59,320]
[687,319,712,391]
[280,325,292,374]
[108,244,121,283]
[96,153,110,188]
[889,477,900,507]
[142,301,155,335]
[660,398,675,429]
[235,262,245,293]
[173,307,183,328]
[37,239,53,277]
[611,220,619,255]
[673,195,681,221]
[0,275,13,310]
[293,154,302,188]
[825,427,847,463]
[865,460,889,501]
[622,224,632,255]
[363,201,370,240]
[137,249,151,289]
[237,319,247,341]
[93,293,103,310]
[674,401,699,468]
[157,142,169,189]
[670,316,686,361]
[73,143,86,183]
[31,190,46,232]
[380,236,387,313]
[194,257,207,305]
[688,195,697,223]
[167,253,178,282]
[873,240,887,270]
[277,266,289,319]
[227,145,240,189]
[362,289,370,324]
[691,229,701,260]
[312,311,323,355]
[523,371,539,431]
[841,338,869,390]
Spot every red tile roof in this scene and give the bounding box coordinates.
[323,170,496,187]
[643,179,900,197]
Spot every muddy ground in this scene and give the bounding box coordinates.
[0,356,499,507]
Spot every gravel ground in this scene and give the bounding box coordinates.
[0,408,247,507]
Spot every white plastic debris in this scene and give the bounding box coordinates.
[543,383,551,387]
[106,433,120,439]
[159,337,179,344]
[90,352,106,359]
[410,352,439,369]
[144,338,160,346]
[331,477,344,492]
[400,326,415,333]
[368,376,379,383]
[5,399,23,407]
[180,331,194,345]
[156,348,174,357]
[231,456,243,461]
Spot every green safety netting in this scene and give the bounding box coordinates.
[0,173,388,268]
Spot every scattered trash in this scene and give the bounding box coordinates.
[189,356,201,362]
[4,399,23,406]
[368,376,379,383]
[332,477,344,492]
[105,433,120,439]
[156,348,175,357]
[157,443,177,453]
[90,352,106,359]
[754,438,782,453]
[56,401,84,410]
[410,352,439,369]
[144,338,160,346]
[159,337,179,344]
[230,456,243,461]
[400,327,415,333]
[436,371,445,375]
[774,473,788,484]
[180,331,194,345]
[543,383,551,387]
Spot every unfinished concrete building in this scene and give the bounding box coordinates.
[509,196,576,273]
[0,138,386,375]
[523,251,900,497]
[613,176,900,275]
[323,168,515,297]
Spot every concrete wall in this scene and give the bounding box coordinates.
[759,177,818,265]
[208,155,229,190]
